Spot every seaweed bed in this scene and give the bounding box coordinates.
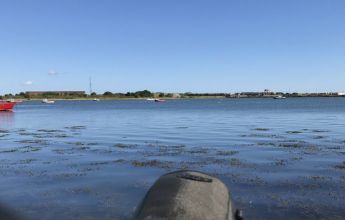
[0,125,344,220]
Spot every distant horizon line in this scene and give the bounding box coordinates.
[1,90,345,96]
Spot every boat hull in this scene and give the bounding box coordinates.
[135,170,234,220]
[0,102,16,111]
[154,99,165,102]
[42,99,55,104]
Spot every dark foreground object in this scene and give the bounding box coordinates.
[134,170,240,220]
[0,205,18,220]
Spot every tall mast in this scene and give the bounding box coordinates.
[89,77,93,95]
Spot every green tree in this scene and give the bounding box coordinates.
[23,93,30,99]
[103,91,113,96]
[134,90,152,97]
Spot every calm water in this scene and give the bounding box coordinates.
[0,98,344,220]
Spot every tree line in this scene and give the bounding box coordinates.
[0,90,177,99]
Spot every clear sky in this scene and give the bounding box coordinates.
[0,0,344,94]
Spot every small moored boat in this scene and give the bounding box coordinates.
[6,99,23,103]
[273,95,286,99]
[42,99,55,104]
[0,100,16,111]
[154,99,165,102]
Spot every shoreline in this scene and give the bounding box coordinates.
[6,96,345,101]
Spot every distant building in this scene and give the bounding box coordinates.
[26,91,86,97]
[241,92,262,96]
[172,93,181,98]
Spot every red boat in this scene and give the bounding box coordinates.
[0,101,16,111]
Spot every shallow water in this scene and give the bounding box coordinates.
[0,98,344,220]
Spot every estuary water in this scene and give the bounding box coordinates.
[0,98,344,220]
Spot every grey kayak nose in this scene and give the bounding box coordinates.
[134,170,235,220]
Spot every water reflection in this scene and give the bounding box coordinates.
[0,111,14,128]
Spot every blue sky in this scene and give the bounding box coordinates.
[0,0,344,94]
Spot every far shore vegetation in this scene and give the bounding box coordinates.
[0,90,227,100]
[1,90,345,100]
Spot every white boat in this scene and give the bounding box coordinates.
[93,98,100,101]
[6,99,23,103]
[146,98,155,101]
[154,99,166,102]
[273,95,286,99]
[42,99,55,104]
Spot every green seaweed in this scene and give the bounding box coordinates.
[286,131,303,134]
[114,143,137,149]
[131,160,172,169]
[0,129,10,134]
[335,162,345,170]
[216,150,239,156]
[37,129,64,133]
[254,128,270,131]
